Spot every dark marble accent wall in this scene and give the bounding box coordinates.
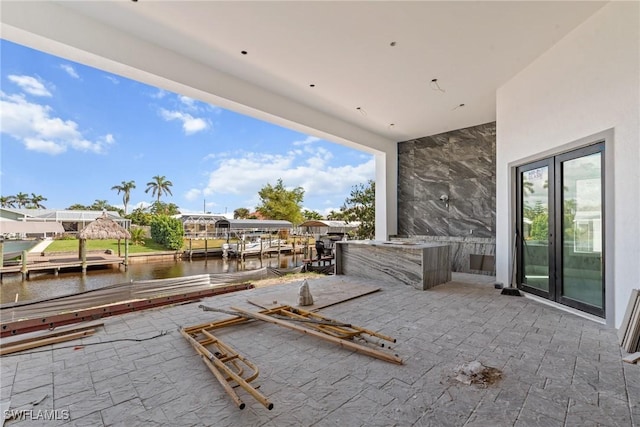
[398,122,496,238]
[397,122,496,275]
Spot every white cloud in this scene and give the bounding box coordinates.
[104,75,119,85]
[293,136,320,146]
[0,92,114,155]
[60,64,79,79]
[160,108,209,135]
[8,75,52,97]
[151,88,167,99]
[179,95,196,108]
[199,149,375,205]
[23,138,66,155]
[184,188,202,201]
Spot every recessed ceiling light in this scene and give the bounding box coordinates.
[430,78,445,93]
[241,51,248,55]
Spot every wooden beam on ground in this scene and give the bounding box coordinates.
[0,322,104,350]
[622,352,640,364]
[1,329,95,355]
[1,283,253,338]
[230,306,403,365]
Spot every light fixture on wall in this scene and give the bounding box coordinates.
[440,194,449,208]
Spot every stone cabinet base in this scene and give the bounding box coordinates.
[335,241,451,290]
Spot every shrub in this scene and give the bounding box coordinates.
[54,233,77,240]
[130,227,147,246]
[149,215,183,250]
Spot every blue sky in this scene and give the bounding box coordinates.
[0,40,374,216]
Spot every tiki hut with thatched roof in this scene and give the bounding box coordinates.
[78,212,131,272]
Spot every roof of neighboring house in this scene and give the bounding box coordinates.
[1,209,127,222]
[299,220,360,229]
[0,220,65,234]
[177,214,227,224]
[215,219,293,230]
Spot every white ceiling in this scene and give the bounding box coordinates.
[1,1,607,150]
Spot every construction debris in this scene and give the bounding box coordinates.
[231,306,402,364]
[180,327,273,410]
[619,289,640,353]
[298,279,314,306]
[453,361,502,387]
[622,352,640,364]
[181,303,403,409]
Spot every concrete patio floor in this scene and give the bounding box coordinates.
[1,273,638,426]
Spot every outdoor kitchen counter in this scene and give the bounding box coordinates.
[335,240,451,290]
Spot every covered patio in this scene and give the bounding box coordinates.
[2,1,636,327]
[0,274,636,426]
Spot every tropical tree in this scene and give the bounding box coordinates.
[150,201,180,216]
[28,193,47,209]
[326,209,346,220]
[0,195,16,208]
[145,175,173,203]
[126,207,153,226]
[338,180,375,239]
[67,203,90,210]
[111,180,136,215]
[302,209,323,220]
[255,179,304,225]
[66,200,122,215]
[233,207,250,219]
[14,192,30,208]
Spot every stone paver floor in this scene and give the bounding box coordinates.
[1,273,638,426]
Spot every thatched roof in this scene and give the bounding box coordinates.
[78,212,131,240]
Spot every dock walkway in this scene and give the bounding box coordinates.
[0,252,123,280]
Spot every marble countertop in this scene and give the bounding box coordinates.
[335,240,448,249]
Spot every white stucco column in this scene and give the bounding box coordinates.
[375,146,398,241]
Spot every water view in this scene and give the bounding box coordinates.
[0,255,303,304]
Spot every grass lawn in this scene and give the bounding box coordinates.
[45,238,169,254]
[184,238,230,249]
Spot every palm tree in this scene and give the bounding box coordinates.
[145,175,173,203]
[14,192,30,208]
[28,193,47,209]
[111,180,136,215]
[0,195,16,208]
[233,207,250,219]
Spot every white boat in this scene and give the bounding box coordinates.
[222,237,287,257]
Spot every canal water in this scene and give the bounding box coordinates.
[0,255,303,305]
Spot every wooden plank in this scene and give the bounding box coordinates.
[623,298,640,353]
[622,352,640,364]
[1,329,95,355]
[247,279,380,311]
[231,306,403,365]
[0,322,104,349]
[618,289,640,344]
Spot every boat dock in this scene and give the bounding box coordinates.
[0,252,124,281]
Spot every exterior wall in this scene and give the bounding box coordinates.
[396,122,496,274]
[496,2,640,328]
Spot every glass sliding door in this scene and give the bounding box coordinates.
[516,143,604,317]
[556,145,604,315]
[517,160,553,297]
